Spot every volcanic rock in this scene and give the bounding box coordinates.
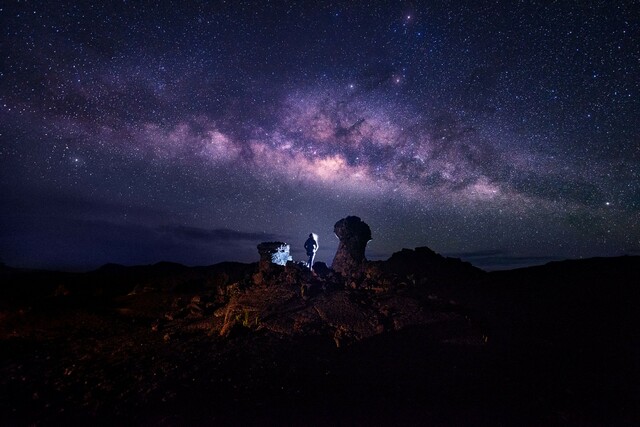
[331,216,372,276]
[311,261,331,277]
[257,242,292,271]
[1,241,639,426]
[385,247,484,285]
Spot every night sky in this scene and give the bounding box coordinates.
[1,1,638,271]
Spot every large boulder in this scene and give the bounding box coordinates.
[257,242,292,271]
[332,216,372,276]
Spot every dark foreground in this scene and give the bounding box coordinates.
[1,254,639,426]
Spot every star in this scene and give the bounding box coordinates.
[0,0,636,270]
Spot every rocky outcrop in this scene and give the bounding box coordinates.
[331,216,372,276]
[385,247,484,284]
[257,242,292,270]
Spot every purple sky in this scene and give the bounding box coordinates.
[1,1,638,270]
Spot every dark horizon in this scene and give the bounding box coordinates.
[2,234,638,273]
[1,1,638,271]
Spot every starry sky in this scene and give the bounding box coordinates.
[1,1,639,271]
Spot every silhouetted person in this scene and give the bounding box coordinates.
[304,233,318,271]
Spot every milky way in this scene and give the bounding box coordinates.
[1,1,638,270]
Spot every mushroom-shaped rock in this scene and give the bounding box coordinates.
[332,216,372,276]
[257,242,292,271]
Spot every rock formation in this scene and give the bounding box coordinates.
[385,247,484,283]
[257,242,292,270]
[331,216,372,276]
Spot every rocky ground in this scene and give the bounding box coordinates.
[1,249,639,425]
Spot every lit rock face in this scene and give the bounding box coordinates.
[332,216,372,276]
[257,242,292,270]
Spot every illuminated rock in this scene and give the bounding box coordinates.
[257,242,292,270]
[332,216,372,276]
